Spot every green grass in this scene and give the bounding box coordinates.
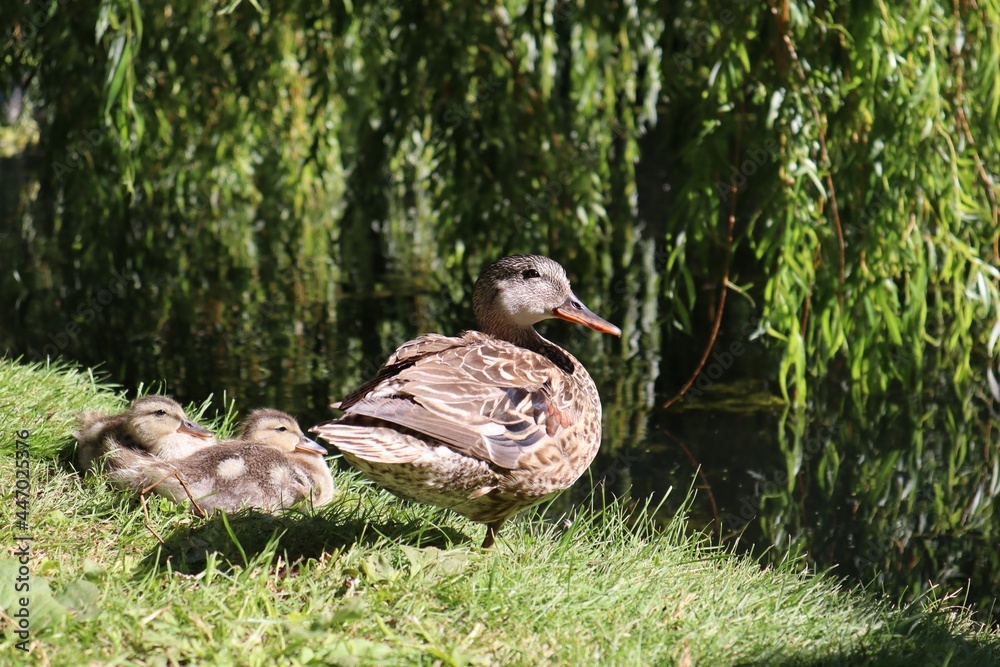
[1,358,999,665]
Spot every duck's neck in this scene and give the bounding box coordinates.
[487,322,576,375]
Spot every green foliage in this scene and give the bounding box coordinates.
[3,0,997,411]
[0,358,123,458]
[3,0,995,414]
[759,396,1000,622]
[658,0,1000,412]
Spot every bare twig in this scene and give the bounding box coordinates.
[661,427,719,525]
[140,470,207,542]
[663,110,741,409]
[139,492,166,544]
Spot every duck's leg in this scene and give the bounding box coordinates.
[481,520,504,549]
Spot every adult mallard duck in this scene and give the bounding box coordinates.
[75,396,215,473]
[313,254,621,547]
[112,408,333,516]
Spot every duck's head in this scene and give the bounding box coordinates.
[124,396,214,457]
[472,254,622,339]
[240,409,328,456]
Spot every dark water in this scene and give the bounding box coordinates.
[5,255,998,627]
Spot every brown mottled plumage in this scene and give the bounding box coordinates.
[313,254,620,547]
[111,409,333,514]
[75,396,215,473]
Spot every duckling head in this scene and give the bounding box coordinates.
[239,409,328,456]
[124,396,214,458]
[472,254,621,338]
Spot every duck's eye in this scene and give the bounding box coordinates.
[155,410,167,417]
[277,426,288,432]
[522,269,541,280]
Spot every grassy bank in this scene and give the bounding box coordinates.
[1,359,998,665]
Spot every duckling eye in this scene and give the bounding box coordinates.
[521,269,541,280]
[155,410,167,417]
[277,426,288,432]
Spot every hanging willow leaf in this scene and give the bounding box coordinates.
[104,35,128,116]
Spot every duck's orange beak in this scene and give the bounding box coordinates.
[295,436,328,456]
[178,419,214,440]
[553,294,622,337]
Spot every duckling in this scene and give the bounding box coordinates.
[313,254,620,548]
[75,395,215,473]
[111,408,333,516]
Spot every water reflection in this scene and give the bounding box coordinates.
[759,401,1000,622]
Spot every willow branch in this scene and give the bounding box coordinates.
[949,0,999,264]
[783,34,846,287]
[663,118,740,410]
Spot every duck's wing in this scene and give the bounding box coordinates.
[334,334,460,411]
[105,446,180,495]
[74,410,115,441]
[74,412,125,472]
[325,332,574,470]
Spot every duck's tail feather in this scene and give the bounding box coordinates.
[312,421,423,464]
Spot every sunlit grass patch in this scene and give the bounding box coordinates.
[0,357,239,459]
[0,357,124,458]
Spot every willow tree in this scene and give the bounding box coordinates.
[653,0,999,612]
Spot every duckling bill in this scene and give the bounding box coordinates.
[314,254,620,548]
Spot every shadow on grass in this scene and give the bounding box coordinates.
[55,440,475,576]
[741,640,1000,666]
[735,600,1000,667]
[132,498,471,576]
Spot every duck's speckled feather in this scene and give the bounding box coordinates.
[314,331,602,524]
[331,331,592,472]
[110,442,329,513]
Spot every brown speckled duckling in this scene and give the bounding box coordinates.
[112,408,333,515]
[313,254,620,548]
[75,396,215,473]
